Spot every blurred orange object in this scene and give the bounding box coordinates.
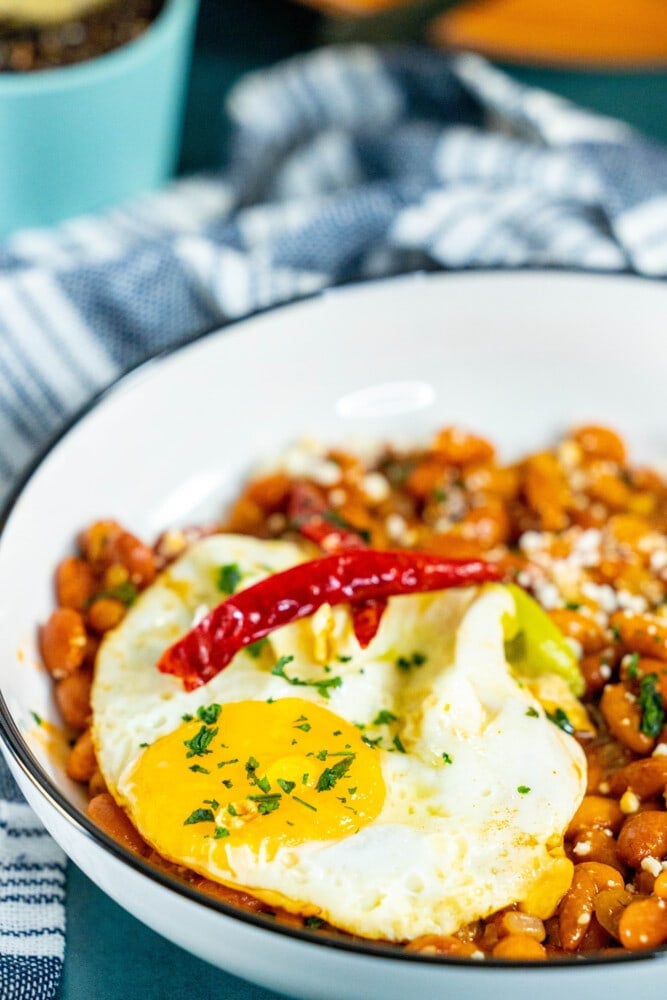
[296,0,667,67]
[298,0,410,11]
[430,0,667,67]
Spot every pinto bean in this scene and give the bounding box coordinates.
[86,597,126,634]
[87,793,147,856]
[55,557,96,611]
[608,757,667,801]
[79,520,123,567]
[88,769,107,797]
[600,684,655,755]
[566,796,624,839]
[492,934,546,959]
[617,812,667,869]
[572,426,626,465]
[405,934,480,957]
[569,828,624,871]
[576,862,625,894]
[559,866,598,951]
[245,473,292,513]
[548,609,607,655]
[109,531,156,587]
[594,888,634,939]
[431,427,494,466]
[609,612,667,663]
[580,652,614,696]
[66,729,97,783]
[40,608,87,678]
[54,670,92,730]
[522,452,571,532]
[618,897,667,950]
[497,911,545,941]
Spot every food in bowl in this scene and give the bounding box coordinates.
[0,0,165,72]
[38,423,667,959]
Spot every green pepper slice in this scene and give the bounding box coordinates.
[502,583,585,697]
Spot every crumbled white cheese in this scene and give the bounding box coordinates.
[386,513,408,544]
[641,857,663,878]
[620,790,640,814]
[361,473,390,504]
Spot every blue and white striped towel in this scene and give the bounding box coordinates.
[1,44,666,998]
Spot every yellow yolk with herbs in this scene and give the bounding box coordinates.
[93,534,587,941]
[127,698,385,869]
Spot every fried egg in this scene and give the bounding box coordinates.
[92,534,586,941]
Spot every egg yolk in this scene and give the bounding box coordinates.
[127,698,386,872]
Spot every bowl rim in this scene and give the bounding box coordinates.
[0,270,664,972]
[0,0,196,95]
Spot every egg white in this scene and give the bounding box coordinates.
[92,534,586,941]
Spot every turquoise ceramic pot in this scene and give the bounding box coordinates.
[0,0,199,239]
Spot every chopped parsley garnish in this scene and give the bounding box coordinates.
[182,713,194,722]
[256,774,271,793]
[86,580,138,609]
[432,488,448,503]
[321,509,371,544]
[347,787,357,796]
[304,916,324,929]
[626,652,640,680]
[333,730,342,736]
[546,708,575,736]
[294,722,312,732]
[184,725,218,758]
[392,734,406,753]
[277,779,296,794]
[315,749,328,761]
[272,655,343,699]
[30,711,42,726]
[214,826,230,839]
[139,742,150,748]
[221,779,233,789]
[293,796,317,812]
[316,756,354,792]
[189,764,210,774]
[611,623,622,643]
[525,707,539,718]
[246,756,260,773]
[442,753,453,765]
[217,758,239,768]
[248,793,282,815]
[197,703,221,725]
[302,773,309,784]
[564,601,582,611]
[337,655,352,663]
[203,798,219,810]
[227,803,237,816]
[373,709,397,726]
[517,786,531,795]
[184,808,215,825]
[396,651,427,671]
[361,735,382,748]
[218,562,242,594]
[247,637,268,658]
[638,673,665,737]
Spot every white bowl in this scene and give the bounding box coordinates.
[1,271,667,999]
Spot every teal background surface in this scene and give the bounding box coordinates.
[54,2,666,996]
[0,0,199,238]
[57,864,284,999]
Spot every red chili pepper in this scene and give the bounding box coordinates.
[288,481,386,646]
[158,550,502,690]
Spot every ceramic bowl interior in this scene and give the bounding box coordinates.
[1,271,667,999]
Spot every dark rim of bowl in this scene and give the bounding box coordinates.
[0,270,663,971]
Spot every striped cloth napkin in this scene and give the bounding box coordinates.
[0,45,666,999]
